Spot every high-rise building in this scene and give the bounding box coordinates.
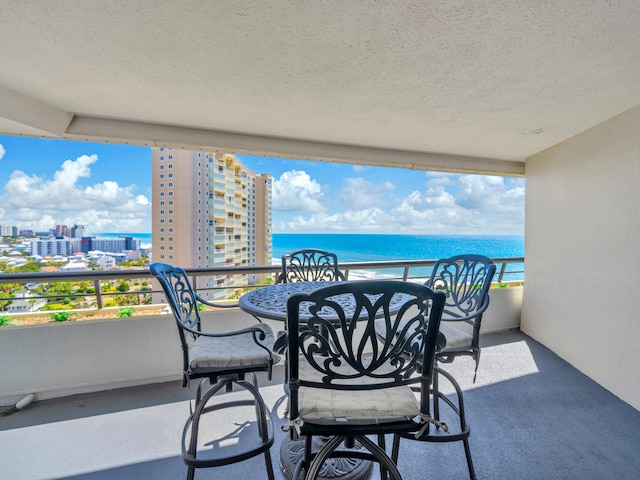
[1,224,13,237]
[71,224,85,238]
[151,148,272,300]
[55,224,70,237]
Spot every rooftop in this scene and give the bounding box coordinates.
[2,330,639,480]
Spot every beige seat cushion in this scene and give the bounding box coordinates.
[438,322,472,350]
[298,384,419,425]
[188,323,280,373]
[296,353,419,425]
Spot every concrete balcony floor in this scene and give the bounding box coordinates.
[2,330,639,480]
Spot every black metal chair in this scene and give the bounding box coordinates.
[427,254,496,381]
[285,280,446,480]
[373,255,495,480]
[150,263,280,480]
[277,248,346,283]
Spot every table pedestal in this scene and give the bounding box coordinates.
[279,435,372,480]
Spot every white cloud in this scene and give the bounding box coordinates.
[278,173,525,235]
[285,208,393,233]
[0,154,151,232]
[272,170,326,212]
[339,178,395,209]
[0,143,5,160]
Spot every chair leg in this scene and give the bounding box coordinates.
[357,436,403,480]
[183,376,275,479]
[433,366,441,421]
[391,434,401,463]
[463,438,477,480]
[434,366,476,480]
[472,349,481,383]
[304,435,343,480]
[240,379,276,480]
[378,433,388,480]
[302,435,402,480]
[264,447,275,480]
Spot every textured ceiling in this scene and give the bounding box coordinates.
[1,1,640,175]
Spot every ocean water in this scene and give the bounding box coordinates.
[272,234,523,263]
[272,233,524,280]
[100,232,524,280]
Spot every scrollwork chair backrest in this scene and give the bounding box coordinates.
[150,263,205,375]
[426,254,496,379]
[426,254,496,327]
[286,280,446,415]
[278,248,346,283]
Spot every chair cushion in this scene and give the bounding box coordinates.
[438,322,472,350]
[188,323,280,373]
[298,384,420,425]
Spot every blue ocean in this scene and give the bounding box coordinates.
[100,232,524,280]
[272,234,524,281]
[272,234,523,263]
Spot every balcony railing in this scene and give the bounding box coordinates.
[0,257,523,315]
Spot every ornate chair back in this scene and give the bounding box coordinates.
[278,248,345,283]
[426,254,496,377]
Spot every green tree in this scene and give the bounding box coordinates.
[77,281,91,293]
[0,283,18,311]
[15,262,41,273]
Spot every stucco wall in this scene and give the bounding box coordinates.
[1,287,521,406]
[523,105,640,410]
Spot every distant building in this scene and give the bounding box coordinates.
[30,237,82,256]
[90,237,128,252]
[7,291,47,313]
[71,224,85,238]
[124,250,141,260]
[61,260,89,272]
[95,256,116,270]
[79,236,141,253]
[1,224,13,236]
[120,236,141,251]
[55,224,70,237]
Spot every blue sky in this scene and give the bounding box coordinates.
[0,135,525,235]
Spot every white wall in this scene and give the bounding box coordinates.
[0,287,521,406]
[523,105,640,410]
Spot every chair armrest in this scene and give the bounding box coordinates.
[180,321,271,342]
[195,292,239,309]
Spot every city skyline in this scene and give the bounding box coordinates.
[0,135,525,236]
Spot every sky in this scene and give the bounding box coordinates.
[0,135,525,236]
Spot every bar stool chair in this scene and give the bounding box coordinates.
[150,263,280,480]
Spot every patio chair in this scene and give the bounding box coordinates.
[427,254,496,381]
[150,263,280,480]
[284,280,446,480]
[277,248,346,283]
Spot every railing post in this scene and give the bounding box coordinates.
[497,262,507,283]
[94,279,103,309]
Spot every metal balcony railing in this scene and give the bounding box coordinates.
[0,257,523,313]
